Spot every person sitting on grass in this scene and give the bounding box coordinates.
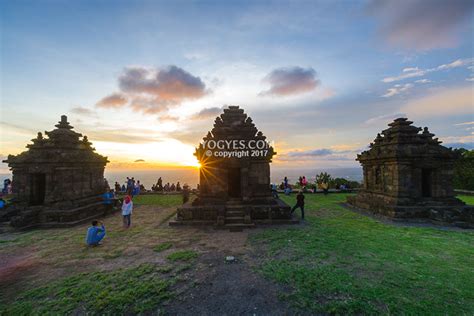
[122,195,133,228]
[291,191,305,220]
[86,220,106,246]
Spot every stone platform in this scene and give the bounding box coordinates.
[347,194,474,228]
[169,198,297,229]
[1,195,118,229]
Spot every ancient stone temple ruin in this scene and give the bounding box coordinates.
[171,106,293,229]
[1,115,112,228]
[348,118,473,227]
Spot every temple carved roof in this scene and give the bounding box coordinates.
[357,118,455,162]
[195,106,275,161]
[3,115,108,166]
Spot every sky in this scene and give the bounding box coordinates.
[1,0,473,172]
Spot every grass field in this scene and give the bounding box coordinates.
[252,193,474,314]
[0,194,473,314]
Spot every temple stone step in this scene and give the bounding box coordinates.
[225,216,245,224]
[226,210,245,217]
[224,223,255,232]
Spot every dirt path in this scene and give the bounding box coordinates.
[161,224,297,315]
[0,205,299,314]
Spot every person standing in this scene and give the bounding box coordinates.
[122,195,133,228]
[291,191,305,220]
[284,176,288,189]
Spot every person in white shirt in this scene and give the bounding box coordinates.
[122,195,133,228]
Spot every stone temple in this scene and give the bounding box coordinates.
[1,115,112,228]
[347,118,473,227]
[171,106,293,228]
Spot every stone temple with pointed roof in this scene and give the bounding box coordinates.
[2,115,112,228]
[348,118,473,227]
[171,106,293,229]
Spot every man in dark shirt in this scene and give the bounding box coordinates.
[291,191,305,220]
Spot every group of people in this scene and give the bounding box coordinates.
[87,190,134,246]
[113,177,145,196]
[275,176,332,195]
[151,177,183,192]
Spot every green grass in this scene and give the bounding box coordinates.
[252,193,474,315]
[0,264,173,315]
[458,194,474,205]
[130,193,189,206]
[167,250,198,262]
[154,242,173,252]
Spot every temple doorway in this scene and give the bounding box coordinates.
[421,169,432,197]
[30,173,46,205]
[228,168,241,198]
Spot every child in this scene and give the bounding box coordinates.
[122,195,133,228]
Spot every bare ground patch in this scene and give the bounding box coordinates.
[1,205,301,314]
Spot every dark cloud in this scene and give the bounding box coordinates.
[260,66,320,96]
[96,93,128,108]
[191,107,223,120]
[119,65,207,101]
[96,65,209,114]
[367,0,474,50]
[134,159,145,163]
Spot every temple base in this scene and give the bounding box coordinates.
[1,196,119,229]
[347,193,474,228]
[170,198,297,228]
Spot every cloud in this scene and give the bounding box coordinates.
[440,134,474,149]
[443,142,474,150]
[260,66,320,96]
[382,83,413,97]
[70,106,97,116]
[287,148,334,157]
[158,114,180,122]
[367,0,474,50]
[455,121,474,126]
[276,146,362,163]
[400,86,473,118]
[96,93,128,108]
[134,159,145,163]
[190,107,223,120]
[467,77,474,82]
[96,65,209,114]
[437,59,469,70]
[364,113,406,126]
[415,79,431,84]
[382,68,426,83]
[382,58,473,83]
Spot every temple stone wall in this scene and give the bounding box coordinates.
[348,118,473,227]
[2,115,113,228]
[171,106,293,228]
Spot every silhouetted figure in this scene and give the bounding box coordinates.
[182,184,190,204]
[291,191,305,220]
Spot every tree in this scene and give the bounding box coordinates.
[453,148,474,190]
[315,172,332,184]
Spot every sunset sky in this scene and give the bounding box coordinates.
[1,0,473,172]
